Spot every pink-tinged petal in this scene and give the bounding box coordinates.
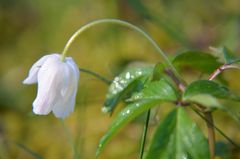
[33,54,65,115]
[23,53,80,118]
[65,57,80,79]
[52,94,76,118]
[23,54,59,84]
[52,58,79,118]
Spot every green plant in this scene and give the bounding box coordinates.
[96,46,240,159]
[24,19,240,159]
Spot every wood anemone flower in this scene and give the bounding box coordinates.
[23,54,79,119]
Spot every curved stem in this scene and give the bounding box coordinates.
[209,64,240,80]
[206,63,240,158]
[204,63,240,159]
[61,18,181,81]
[198,63,240,159]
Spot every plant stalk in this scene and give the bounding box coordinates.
[209,64,240,80]
[191,106,240,149]
[79,68,111,85]
[61,19,182,81]
[139,109,151,159]
[197,63,240,159]
[165,68,215,159]
[204,112,215,159]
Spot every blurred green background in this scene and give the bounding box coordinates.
[0,0,240,158]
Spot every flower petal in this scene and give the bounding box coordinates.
[65,57,80,79]
[52,57,79,118]
[23,54,59,84]
[52,94,76,118]
[33,54,64,115]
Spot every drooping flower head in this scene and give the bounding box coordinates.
[23,54,79,119]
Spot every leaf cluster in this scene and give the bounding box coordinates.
[97,47,240,158]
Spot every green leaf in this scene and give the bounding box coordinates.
[96,100,159,157]
[102,66,153,113]
[128,79,178,102]
[185,94,221,108]
[222,47,240,64]
[152,63,165,81]
[172,51,222,73]
[210,46,240,64]
[97,80,177,156]
[183,80,240,108]
[145,107,210,159]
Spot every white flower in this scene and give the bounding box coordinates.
[23,54,80,119]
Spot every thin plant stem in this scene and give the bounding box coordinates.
[79,68,111,85]
[204,112,215,159]
[139,109,151,159]
[164,69,213,159]
[61,18,182,82]
[61,20,183,159]
[209,64,240,80]
[191,106,240,149]
[61,119,80,159]
[206,73,217,159]
[164,68,185,92]
[163,58,240,159]
[206,63,240,158]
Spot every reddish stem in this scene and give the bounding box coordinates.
[165,63,240,159]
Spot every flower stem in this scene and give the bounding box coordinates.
[139,109,151,159]
[79,68,111,85]
[61,18,181,81]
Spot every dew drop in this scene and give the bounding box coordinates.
[98,144,102,148]
[101,107,109,113]
[114,77,120,81]
[120,80,125,84]
[135,95,140,99]
[125,72,131,79]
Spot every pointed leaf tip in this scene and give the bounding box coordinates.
[97,100,159,157]
[222,46,240,64]
[183,80,240,108]
[172,50,222,73]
